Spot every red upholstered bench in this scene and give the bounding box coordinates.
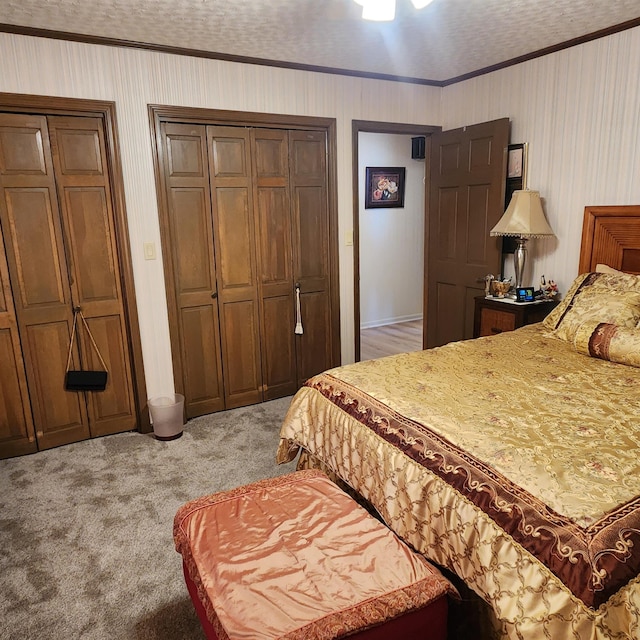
[173,470,455,640]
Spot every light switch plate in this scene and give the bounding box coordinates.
[143,242,156,260]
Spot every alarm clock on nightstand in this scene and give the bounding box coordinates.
[515,287,535,302]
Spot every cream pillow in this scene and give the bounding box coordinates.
[596,263,623,274]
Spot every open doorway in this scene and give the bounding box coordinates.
[352,121,439,362]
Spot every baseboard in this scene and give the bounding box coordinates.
[360,314,423,330]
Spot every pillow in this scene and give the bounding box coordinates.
[543,272,640,342]
[555,288,640,342]
[596,263,624,274]
[573,321,640,368]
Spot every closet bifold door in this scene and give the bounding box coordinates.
[289,130,333,386]
[251,128,297,400]
[0,113,91,450]
[0,222,36,457]
[47,116,137,437]
[207,126,263,409]
[160,122,224,418]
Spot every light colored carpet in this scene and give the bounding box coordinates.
[0,396,297,640]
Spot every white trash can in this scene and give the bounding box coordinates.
[149,394,185,440]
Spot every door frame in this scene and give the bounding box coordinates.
[352,120,440,362]
[148,105,341,403]
[0,92,151,432]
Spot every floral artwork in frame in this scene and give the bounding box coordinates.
[364,167,406,209]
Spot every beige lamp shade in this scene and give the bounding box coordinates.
[490,190,555,238]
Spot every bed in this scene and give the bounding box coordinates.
[276,205,640,640]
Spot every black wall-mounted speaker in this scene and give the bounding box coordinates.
[411,136,426,160]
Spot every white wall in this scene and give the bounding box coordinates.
[443,25,640,293]
[0,32,442,396]
[359,132,424,328]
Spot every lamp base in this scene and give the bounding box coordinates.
[514,237,529,289]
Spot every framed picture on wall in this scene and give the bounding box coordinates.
[502,143,528,257]
[507,143,526,179]
[364,167,406,209]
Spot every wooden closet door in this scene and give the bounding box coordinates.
[48,116,137,437]
[289,130,333,386]
[161,122,224,417]
[252,129,297,400]
[0,229,36,458]
[208,126,263,409]
[0,113,90,449]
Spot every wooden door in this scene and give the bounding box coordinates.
[252,128,297,400]
[0,225,36,457]
[48,116,137,437]
[207,126,263,409]
[0,112,139,455]
[426,118,509,347]
[157,117,337,418]
[289,130,334,385]
[160,122,225,418]
[0,113,90,449]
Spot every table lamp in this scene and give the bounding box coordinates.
[490,190,555,288]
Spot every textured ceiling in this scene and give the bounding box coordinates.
[2,0,640,83]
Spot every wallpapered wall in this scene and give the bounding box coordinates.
[443,26,640,291]
[0,32,440,396]
[1,25,639,398]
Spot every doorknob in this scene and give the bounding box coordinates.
[211,292,218,299]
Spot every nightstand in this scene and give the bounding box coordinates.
[473,296,559,338]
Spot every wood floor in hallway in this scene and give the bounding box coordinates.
[360,319,423,361]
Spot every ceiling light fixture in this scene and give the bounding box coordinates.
[354,0,435,22]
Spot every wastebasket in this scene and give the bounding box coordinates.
[149,394,185,440]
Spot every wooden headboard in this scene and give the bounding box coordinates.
[579,205,640,274]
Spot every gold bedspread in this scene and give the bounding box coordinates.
[277,324,640,640]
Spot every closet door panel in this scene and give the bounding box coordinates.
[289,131,334,385]
[257,188,291,285]
[83,315,133,424]
[297,291,331,383]
[27,322,86,436]
[222,300,262,408]
[215,187,253,289]
[181,305,223,416]
[63,187,118,303]
[0,234,36,458]
[0,330,34,454]
[162,123,224,416]
[0,113,90,450]
[296,185,329,286]
[209,127,262,408]
[253,129,296,399]
[4,189,67,309]
[172,188,214,295]
[262,295,296,398]
[49,116,136,437]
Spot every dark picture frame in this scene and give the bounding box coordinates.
[364,166,406,209]
[501,143,528,258]
[507,143,526,179]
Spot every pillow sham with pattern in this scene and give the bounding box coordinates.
[542,271,640,341]
[573,320,640,368]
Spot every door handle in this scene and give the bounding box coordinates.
[211,292,218,299]
[294,283,303,335]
